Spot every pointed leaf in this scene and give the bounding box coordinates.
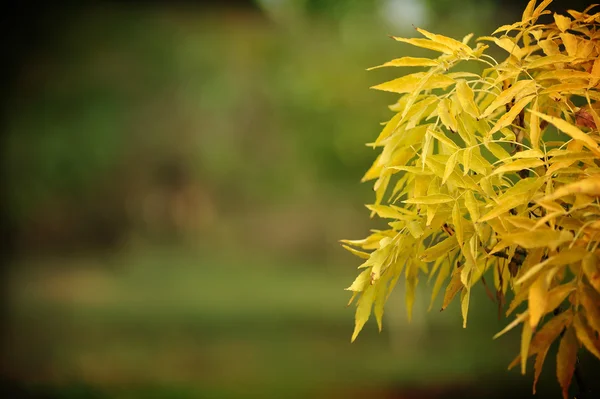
[494,311,529,339]
[367,57,439,70]
[556,327,578,399]
[403,194,454,205]
[554,13,571,32]
[429,261,450,311]
[441,264,464,310]
[416,28,472,54]
[582,252,600,292]
[573,314,600,359]
[581,288,600,335]
[443,151,459,184]
[372,72,455,94]
[460,287,471,328]
[521,322,534,374]
[456,80,479,117]
[351,284,376,342]
[420,236,459,262]
[543,176,600,202]
[528,271,549,328]
[531,111,600,156]
[392,36,454,54]
[464,191,479,222]
[342,244,371,260]
[481,80,536,118]
[489,95,535,135]
[491,158,544,175]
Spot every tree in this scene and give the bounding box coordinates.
[342,1,600,397]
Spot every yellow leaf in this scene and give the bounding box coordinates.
[527,54,575,69]
[387,166,433,175]
[362,155,383,182]
[541,82,590,95]
[545,283,576,316]
[392,36,454,54]
[512,148,544,159]
[539,38,560,56]
[374,173,391,206]
[582,252,600,292]
[489,95,535,135]
[372,72,456,94]
[533,346,550,394]
[543,176,600,202]
[342,245,371,260]
[464,191,479,222]
[521,322,534,374]
[453,202,464,248]
[462,33,474,45]
[560,33,578,57]
[405,268,418,322]
[491,158,544,176]
[456,80,479,118]
[367,57,439,70]
[437,98,458,132]
[429,261,450,311]
[403,194,454,205]
[521,0,536,23]
[581,288,600,335]
[486,142,511,161]
[460,287,471,328]
[516,246,585,285]
[428,127,459,150]
[536,70,590,81]
[420,236,459,262]
[351,284,377,342]
[573,314,600,359]
[441,264,463,310]
[406,220,425,238]
[415,28,472,54]
[528,271,549,328]
[479,193,528,222]
[509,309,573,369]
[531,111,600,156]
[479,36,524,59]
[494,311,529,339]
[529,98,541,150]
[365,205,405,219]
[373,272,390,331]
[481,79,536,119]
[346,269,371,292]
[373,112,403,145]
[553,13,571,32]
[443,151,459,184]
[533,0,552,19]
[590,58,600,87]
[462,147,472,176]
[556,327,578,399]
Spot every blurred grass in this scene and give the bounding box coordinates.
[7,244,526,398]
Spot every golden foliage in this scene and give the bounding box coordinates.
[343,0,600,395]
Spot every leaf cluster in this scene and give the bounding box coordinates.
[343,1,600,396]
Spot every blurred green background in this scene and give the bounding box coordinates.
[1,0,596,398]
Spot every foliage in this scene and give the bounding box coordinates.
[343,0,600,396]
